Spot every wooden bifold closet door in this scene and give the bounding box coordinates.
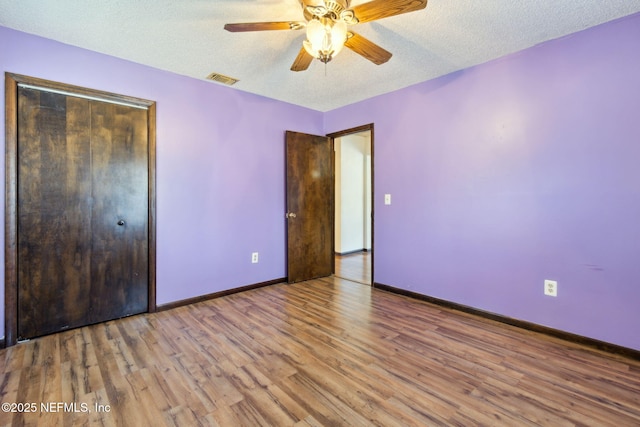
[16,85,150,340]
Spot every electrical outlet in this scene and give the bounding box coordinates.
[384,194,391,205]
[544,279,557,297]
[251,252,259,263]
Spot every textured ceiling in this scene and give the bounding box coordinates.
[2,0,640,111]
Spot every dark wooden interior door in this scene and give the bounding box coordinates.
[17,87,149,340]
[286,131,334,283]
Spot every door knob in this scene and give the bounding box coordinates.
[285,212,297,219]
[117,220,125,226]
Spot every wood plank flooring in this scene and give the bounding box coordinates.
[1,275,639,426]
[335,252,371,285]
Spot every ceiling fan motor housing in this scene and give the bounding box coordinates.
[301,0,351,21]
[324,1,348,17]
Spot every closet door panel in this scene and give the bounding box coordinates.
[90,101,149,322]
[17,89,92,338]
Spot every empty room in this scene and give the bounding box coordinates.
[1,1,640,425]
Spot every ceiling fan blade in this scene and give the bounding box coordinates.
[224,22,305,32]
[345,32,392,65]
[351,0,427,24]
[291,47,314,72]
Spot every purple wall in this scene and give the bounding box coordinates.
[0,26,323,336]
[325,13,640,350]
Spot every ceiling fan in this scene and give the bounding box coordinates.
[224,0,428,71]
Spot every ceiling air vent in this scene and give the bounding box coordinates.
[206,72,239,86]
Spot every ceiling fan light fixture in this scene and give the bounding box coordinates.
[303,17,347,63]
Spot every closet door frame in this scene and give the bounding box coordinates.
[4,73,157,347]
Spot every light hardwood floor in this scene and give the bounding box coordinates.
[1,275,639,426]
[335,252,371,285]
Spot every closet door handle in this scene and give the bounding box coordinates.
[117,220,126,226]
